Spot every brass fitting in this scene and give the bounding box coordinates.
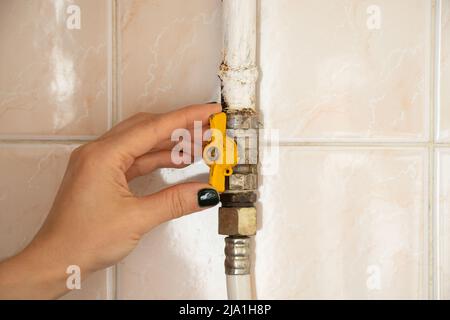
[219,207,257,236]
[203,108,259,278]
[213,109,258,239]
[228,173,257,191]
[220,191,257,205]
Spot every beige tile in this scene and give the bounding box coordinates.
[118,148,428,299]
[256,147,428,299]
[0,144,109,299]
[118,0,222,118]
[0,0,110,138]
[438,0,450,141]
[117,162,226,299]
[260,0,431,141]
[436,148,450,299]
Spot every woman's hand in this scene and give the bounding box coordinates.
[0,103,222,299]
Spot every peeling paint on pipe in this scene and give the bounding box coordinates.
[219,0,258,111]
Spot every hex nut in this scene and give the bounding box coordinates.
[232,164,257,174]
[220,191,257,204]
[219,207,257,236]
[228,173,257,190]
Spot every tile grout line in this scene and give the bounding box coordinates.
[107,0,113,132]
[429,144,436,300]
[112,0,120,127]
[431,0,442,300]
[3,139,450,148]
[427,0,437,300]
[106,0,119,301]
[0,139,92,145]
[277,141,450,148]
[435,1,443,142]
[0,136,96,143]
[432,148,440,300]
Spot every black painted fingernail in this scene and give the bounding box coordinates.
[207,101,218,104]
[198,188,220,207]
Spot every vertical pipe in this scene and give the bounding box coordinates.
[226,275,252,300]
[219,0,258,300]
[220,0,258,111]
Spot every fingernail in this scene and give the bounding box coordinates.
[207,101,218,104]
[198,188,220,207]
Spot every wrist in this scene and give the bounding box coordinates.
[0,238,75,299]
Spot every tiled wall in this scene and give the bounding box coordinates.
[0,0,111,139]
[0,0,448,300]
[260,0,431,142]
[0,0,114,299]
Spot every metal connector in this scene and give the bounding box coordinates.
[224,236,251,275]
[219,207,257,236]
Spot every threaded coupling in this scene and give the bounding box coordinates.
[224,236,251,275]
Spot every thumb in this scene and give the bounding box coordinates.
[138,182,220,227]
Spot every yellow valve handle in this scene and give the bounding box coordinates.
[203,112,238,193]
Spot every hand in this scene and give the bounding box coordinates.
[0,103,222,299]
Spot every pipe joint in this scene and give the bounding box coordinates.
[224,236,251,275]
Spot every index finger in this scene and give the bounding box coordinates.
[110,103,221,159]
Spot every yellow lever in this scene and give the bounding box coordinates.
[203,112,238,193]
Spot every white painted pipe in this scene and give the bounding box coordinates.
[220,0,258,111]
[226,275,252,300]
[221,0,257,301]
